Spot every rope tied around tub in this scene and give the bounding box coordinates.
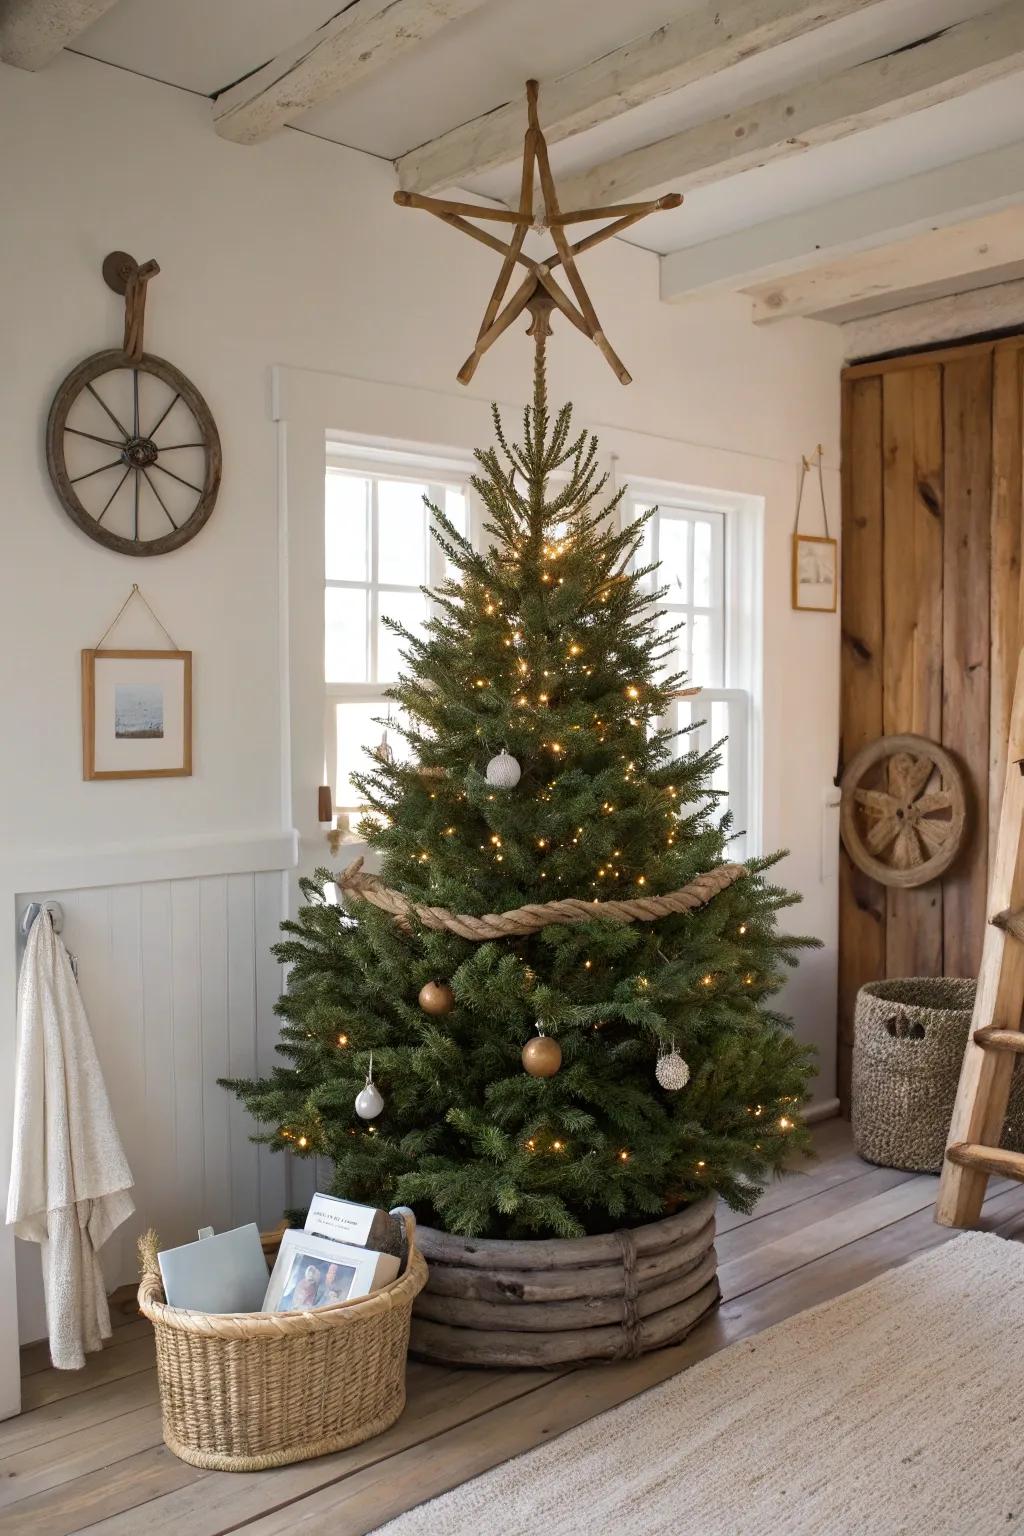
[613,1228,642,1359]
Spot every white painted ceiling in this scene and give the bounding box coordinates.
[70,0,1024,258]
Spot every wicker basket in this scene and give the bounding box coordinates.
[852,977,1024,1173]
[137,1213,427,1472]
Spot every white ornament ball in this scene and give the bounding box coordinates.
[355,1081,384,1119]
[486,748,521,789]
[656,1050,690,1092]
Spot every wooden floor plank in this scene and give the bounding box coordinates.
[19,1320,151,1379]
[714,1164,914,1264]
[0,1402,164,1509]
[0,1445,199,1536]
[23,1120,1022,1536]
[73,1365,564,1536]
[0,1373,159,1459]
[18,1337,155,1413]
[713,1128,876,1235]
[232,1177,1024,1536]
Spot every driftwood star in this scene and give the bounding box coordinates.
[394,80,681,386]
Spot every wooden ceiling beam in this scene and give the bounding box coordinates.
[660,142,1024,303]
[555,0,1024,210]
[396,0,885,196]
[743,206,1024,325]
[0,0,119,70]
[213,0,489,146]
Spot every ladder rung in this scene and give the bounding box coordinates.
[991,907,1024,942]
[946,1143,1024,1181]
[973,1026,1024,1053]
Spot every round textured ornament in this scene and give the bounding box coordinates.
[522,1029,562,1078]
[355,1054,384,1120]
[485,748,521,789]
[419,980,455,1016]
[656,1045,690,1092]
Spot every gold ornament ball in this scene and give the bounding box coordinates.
[419,980,456,1016]
[522,1035,562,1078]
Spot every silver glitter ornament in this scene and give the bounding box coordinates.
[485,748,521,789]
[656,1041,690,1092]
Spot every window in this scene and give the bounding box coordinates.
[324,443,473,819]
[323,450,760,856]
[625,483,757,860]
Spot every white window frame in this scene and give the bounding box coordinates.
[622,478,762,861]
[324,439,479,815]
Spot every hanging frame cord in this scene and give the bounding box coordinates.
[94,582,180,650]
[793,445,830,539]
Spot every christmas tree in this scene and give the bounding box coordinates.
[224,348,816,1240]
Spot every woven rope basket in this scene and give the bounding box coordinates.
[852,978,1024,1174]
[137,1214,427,1472]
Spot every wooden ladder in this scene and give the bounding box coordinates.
[937,648,1024,1227]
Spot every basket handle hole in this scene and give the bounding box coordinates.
[883,1013,926,1040]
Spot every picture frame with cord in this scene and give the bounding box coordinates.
[82,647,192,779]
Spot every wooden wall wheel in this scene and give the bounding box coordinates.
[45,254,221,556]
[839,734,967,888]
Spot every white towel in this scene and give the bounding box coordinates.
[6,912,135,1369]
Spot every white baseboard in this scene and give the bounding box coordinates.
[804,1097,841,1124]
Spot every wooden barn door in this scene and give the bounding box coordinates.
[839,337,1024,1109]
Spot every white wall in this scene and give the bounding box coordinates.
[0,52,844,1400]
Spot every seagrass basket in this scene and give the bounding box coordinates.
[852,977,1024,1173]
[137,1213,427,1472]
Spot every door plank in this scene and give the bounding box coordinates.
[839,375,885,1108]
[882,365,944,978]
[989,343,1024,870]
[942,350,994,976]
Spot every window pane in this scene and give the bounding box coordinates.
[444,487,468,577]
[659,517,689,601]
[710,699,730,802]
[378,480,428,585]
[378,588,428,680]
[693,520,713,607]
[690,613,711,686]
[325,586,368,683]
[632,504,653,574]
[657,611,687,681]
[445,486,468,538]
[325,472,368,581]
[335,701,412,809]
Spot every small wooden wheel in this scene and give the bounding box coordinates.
[47,350,221,556]
[840,733,967,888]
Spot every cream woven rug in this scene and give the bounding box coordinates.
[374,1233,1024,1536]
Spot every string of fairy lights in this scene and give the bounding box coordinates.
[276,515,800,1186]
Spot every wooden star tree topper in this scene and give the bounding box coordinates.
[394,80,682,386]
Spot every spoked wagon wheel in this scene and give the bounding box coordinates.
[839,733,967,888]
[45,253,221,557]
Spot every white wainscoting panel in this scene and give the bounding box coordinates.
[13,869,291,1344]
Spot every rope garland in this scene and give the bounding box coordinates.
[337,857,746,941]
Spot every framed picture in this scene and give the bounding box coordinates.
[262,1228,399,1313]
[792,533,838,613]
[82,648,192,780]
